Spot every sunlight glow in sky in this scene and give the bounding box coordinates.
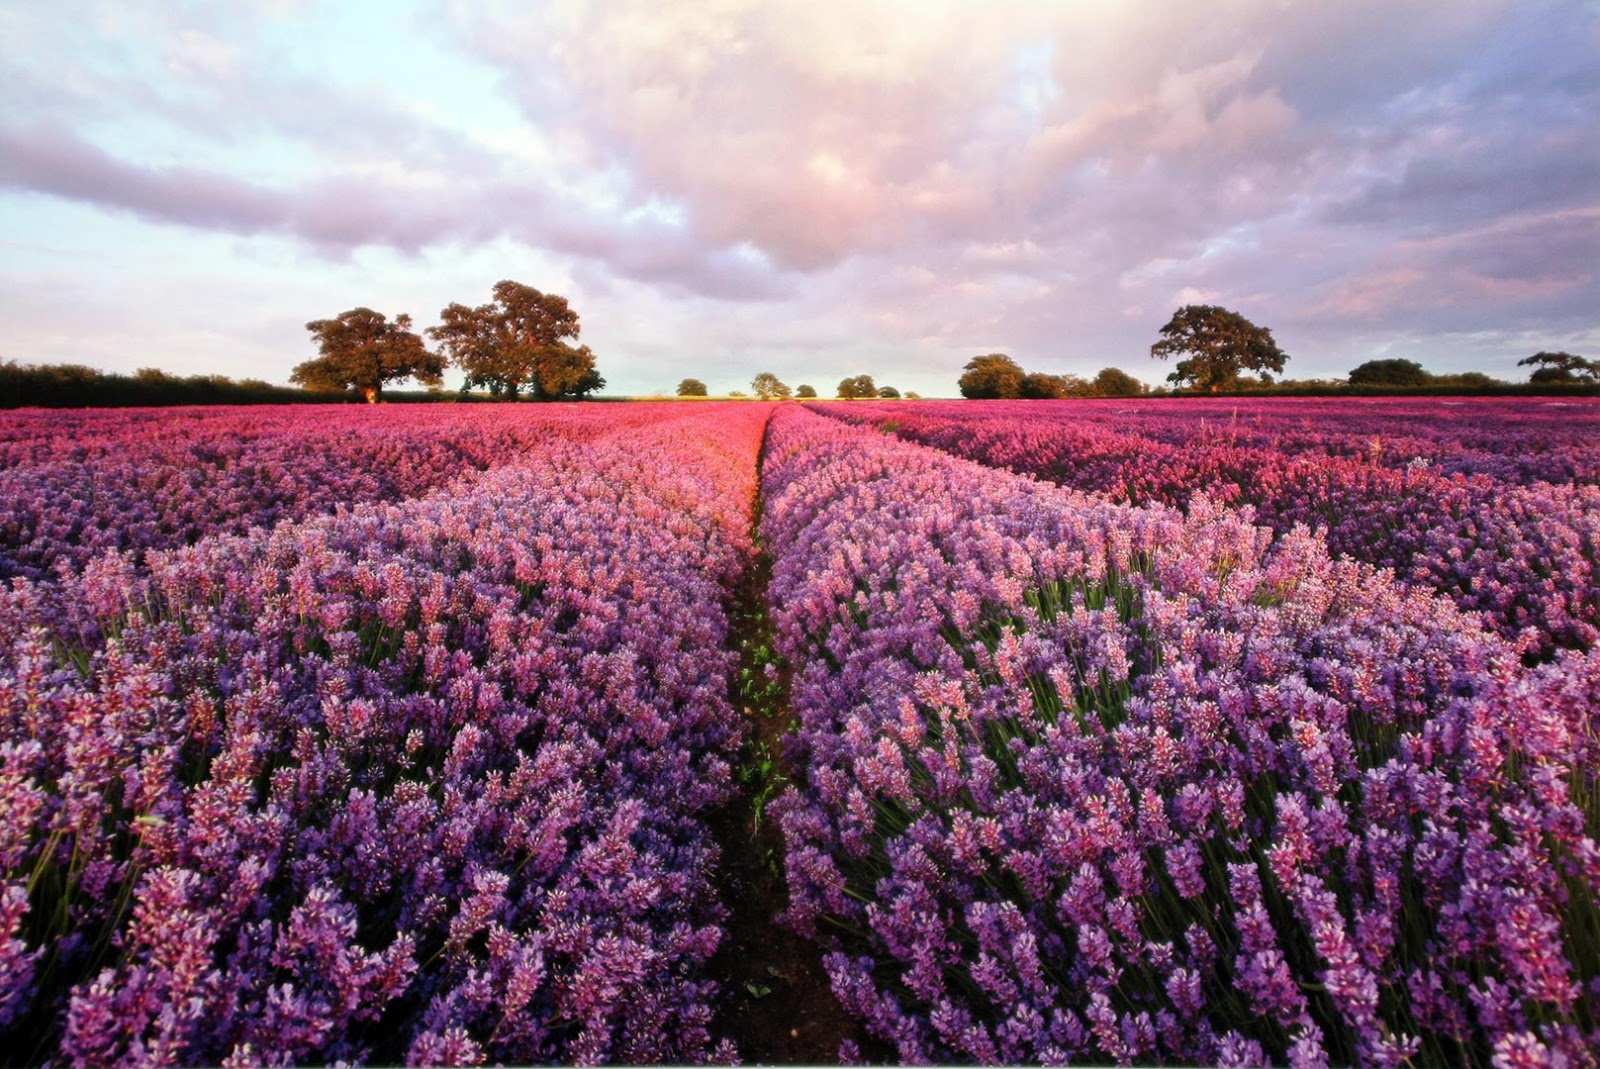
[2,0,1596,396]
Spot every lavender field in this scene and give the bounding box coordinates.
[2,398,1597,1066]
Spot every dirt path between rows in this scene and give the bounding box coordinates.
[705,412,879,1064]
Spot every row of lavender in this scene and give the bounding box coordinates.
[0,404,672,582]
[816,399,1600,657]
[1,404,768,1064]
[762,406,1599,1066]
[820,396,1600,487]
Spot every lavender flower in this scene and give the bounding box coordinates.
[765,404,1600,1066]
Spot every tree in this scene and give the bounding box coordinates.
[293,308,443,403]
[1435,371,1499,389]
[539,343,605,399]
[1518,351,1599,384]
[1093,367,1145,397]
[877,385,900,398]
[795,384,817,398]
[904,391,922,400]
[837,374,877,399]
[428,280,604,400]
[1150,306,1287,391]
[958,354,1024,399]
[1059,374,1098,398]
[751,372,792,399]
[1348,358,1431,387]
[676,378,708,397]
[1019,372,1069,399]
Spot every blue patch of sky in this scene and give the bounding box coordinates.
[69,0,530,186]
[251,1,525,130]
[1012,40,1060,122]
[624,195,689,229]
[1197,224,1262,261]
[0,196,182,269]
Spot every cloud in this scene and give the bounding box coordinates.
[164,28,241,82]
[1303,209,1599,330]
[2,0,1596,390]
[0,125,289,232]
[0,122,790,300]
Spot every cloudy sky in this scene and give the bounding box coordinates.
[2,0,1596,397]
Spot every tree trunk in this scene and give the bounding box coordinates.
[362,386,379,404]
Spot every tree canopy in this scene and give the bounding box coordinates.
[1093,367,1145,397]
[1019,371,1069,399]
[1150,305,1287,391]
[751,372,792,399]
[836,374,877,399]
[1349,358,1430,386]
[795,384,817,398]
[428,280,603,400]
[958,355,1144,399]
[1518,351,1599,384]
[958,354,1024,399]
[877,385,900,398]
[292,308,443,403]
[676,378,708,397]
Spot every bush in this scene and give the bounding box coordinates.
[0,361,330,408]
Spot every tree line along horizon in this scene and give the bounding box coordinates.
[291,294,1600,401]
[956,305,1600,399]
[2,291,1595,408]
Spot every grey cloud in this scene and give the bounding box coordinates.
[0,123,792,302]
[537,214,793,302]
[0,125,290,232]
[1330,149,1597,230]
[1323,82,1600,234]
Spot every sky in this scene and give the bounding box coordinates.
[1,0,1597,398]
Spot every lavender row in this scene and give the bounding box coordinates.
[762,406,1599,1066]
[817,400,1600,656]
[0,403,769,1065]
[0,404,673,583]
[818,397,1600,486]
[0,403,664,467]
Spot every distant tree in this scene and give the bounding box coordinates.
[1093,367,1145,397]
[1054,375,1091,398]
[1435,371,1499,389]
[795,383,817,398]
[959,353,1024,399]
[428,280,603,400]
[1019,372,1069,399]
[877,385,901,398]
[1150,306,1287,391]
[837,374,877,399]
[293,307,443,403]
[1349,358,1431,387]
[904,391,921,399]
[728,389,748,398]
[751,372,793,399]
[677,378,708,397]
[1518,351,1600,384]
